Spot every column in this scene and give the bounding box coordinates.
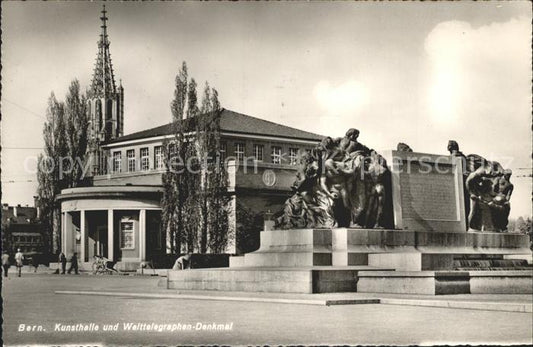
[63,212,74,256]
[139,209,146,262]
[108,209,114,261]
[80,210,86,263]
[61,212,66,255]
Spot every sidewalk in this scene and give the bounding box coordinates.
[54,279,533,313]
[14,267,531,313]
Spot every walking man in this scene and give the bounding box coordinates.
[14,248,24,277]
[68,252,79,274]
[59,252,67,274]
[2,252,10,278]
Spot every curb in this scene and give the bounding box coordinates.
[379,298,533,313]
[54,290,533,312]
[54,290,379,306]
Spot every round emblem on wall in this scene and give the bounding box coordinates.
[262,169,277,187]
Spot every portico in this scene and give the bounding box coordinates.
[57,186,164,271]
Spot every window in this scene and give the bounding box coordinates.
[127,149,136,172]
[235,143,245,162]
[112,151,121,173]
[120,221,135,249]
[140,148,149,171]
[271,146,282,164]
[289,148,299,165]
[253,144,264,162]
[154,146,164,169]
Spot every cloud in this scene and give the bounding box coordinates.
[423,16,531,218]
[424,16,531,126]
[313,80,369,117]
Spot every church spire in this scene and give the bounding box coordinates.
[87,4,124,175]
[90,4,117,98]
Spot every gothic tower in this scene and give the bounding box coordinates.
[87,5,124,174]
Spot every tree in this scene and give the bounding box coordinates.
[64,80,89,187]
[196,82,229,253]
[163,62,189,254]
[37,92,67,254]
[161,62,230,255]
[36,80,90,254]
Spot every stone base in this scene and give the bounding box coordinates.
[167,266,391,294]
[331,228,530,270]
[115,261,141,272]
[357,270,533,295]
[469,271,533,294]
[237,229,333,267]
[368,253,454,271]
[165,229,531,294]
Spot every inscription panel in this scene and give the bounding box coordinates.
[399,162,458,221]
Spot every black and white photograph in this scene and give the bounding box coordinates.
[1,1,532,346]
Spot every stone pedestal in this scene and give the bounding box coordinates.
[357,270,533,295]
[331,228,530,270]
[166,228,531,295]
[240,229,332,267]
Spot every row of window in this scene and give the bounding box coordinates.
[112,147,164,173]
[111,143,303,173]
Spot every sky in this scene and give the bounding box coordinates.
[1,1,531,218]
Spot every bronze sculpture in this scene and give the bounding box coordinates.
[397,142,413,152]
[448,140,513,232]
[276,129,389,229]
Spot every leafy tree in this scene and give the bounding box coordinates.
[36,80,89,254]
[63,80,89,187]
[37,93,67,254]
[161,62,230,255]
[163,62,189,253]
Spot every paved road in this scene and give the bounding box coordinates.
[2,275,532,345]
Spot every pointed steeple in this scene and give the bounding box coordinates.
[86,4,124,175]
[89,4,117,98]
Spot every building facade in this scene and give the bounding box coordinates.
[1,203,46,261]
[56,7,323,271]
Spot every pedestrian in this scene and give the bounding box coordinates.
[2,252,10,278]
[68,252,79,274]
[31,253,39,273]
[14,248,24,277]
[59,252,67,274]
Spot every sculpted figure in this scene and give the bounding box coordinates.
[491,169,513,231]
[498,169,514,202]
[466,161,495,231]
[449,140,512,232]
[320,137,347,176]
[397,142,413,152]
[276,128,389,229]
[338,128,374,226]
[276,150,336,229]
[362,151,387,228]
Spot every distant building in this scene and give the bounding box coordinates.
[56,6,323,271]
[1,203,46,259]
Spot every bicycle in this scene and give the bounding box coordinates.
[92,255,117,275]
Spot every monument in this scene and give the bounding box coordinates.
[165,130,531,295]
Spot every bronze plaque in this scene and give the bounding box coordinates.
[399,162,458,221]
